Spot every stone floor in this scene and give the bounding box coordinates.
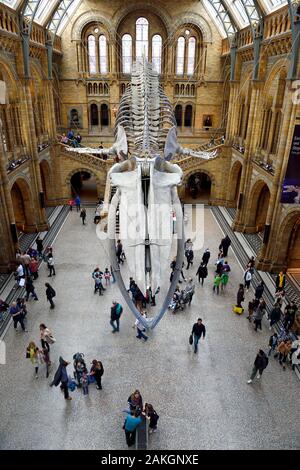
[0,207,299,450]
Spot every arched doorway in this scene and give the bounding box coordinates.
[185,171,212,202]
[11,179,35,232]
[175,105,182,127]
[228,162,242,206]
[100,104,109,127]
[70,171,98,202]
[184,105,193,127]
[40,160,51,205]
[275,212,300,273]
[90,103,99,128]
[246,181,270,232]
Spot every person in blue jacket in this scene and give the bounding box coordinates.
[50,357,72,400]
[123,410,142,447]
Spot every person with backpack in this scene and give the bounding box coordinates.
[247,349,269,384]
[25,276,38,301]
[268,332,278,357]
[185,249,194,270]
[255,282,264,300]
[40,323,55,353]
[202,248,210,267]
[253,299,266,332]
[45,282,56,309]
[110,301,123,332]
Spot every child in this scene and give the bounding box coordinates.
[104,268,111,286]
[42,347,51,378]
[220,272,229,291]
[213,274,221,295]
[81,371,89,396]
[268,332,278,357]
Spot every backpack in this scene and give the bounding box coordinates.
[116,304,123,316]
[50,287,56,297]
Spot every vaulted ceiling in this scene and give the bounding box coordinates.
[0,0,288,38]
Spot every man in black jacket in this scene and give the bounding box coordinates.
[202,249,210,267]
[255,282,264,300]
[269,305,282,330]
[247,349,268,383]
[191,318,206,354]
[220,235,231,257]
[45,283,56,309]
[50,356,72,400]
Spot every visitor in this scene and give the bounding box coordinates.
[94,208,101,224]
[128,390,143,413]
[255,282,264,300]
[110,300,123,333]
[80,208,87,225]
[75,195,81,211]
[247,349,269,384]
[16,262,24,283]
[29,257,39,280]
[68,199,75,211]
[236,284,245,308]
[268,332,278,357]
[123,410,142,448]
[275,271,286,293]
[247,256,255,270]
[25,276,38,301]
[61,133,68,144]
[274,289,285,308]
[202,248,210,267]
[247,298,259,323]
[244,268,252,291]
[99,142,103,149]
[67,128,74,141]
[191,318,206,354]
[222,261,231,274]
[42,347,51,378]
[110,265,116,283]
[277,339,292,370]
[36,236,44,258]
[135,312,148,341]
[116,240,123,264]
[196,262,208,285]
[90,359,104,390]
[184,278,195,305]
[144,403,159,434]
[45,282,56,309]
[215,257,224,275]
[213,273,221,295]
[50,357,72,401]
[16,297,27,319]
[220,270,229,291]
[104,267,111,285]
[185,249,194,270]
[291,346,300,371]
[283,303,298,330]
[22,251,31,276]
[76,133,82,144]
[47,254,56,277]
[253,299,266,332]
[40,323,55,352]
[219,235,231,257]
[184,238,193,252]
[269,303,282,330]
[26,342,43,379]
[81,371,89,396]
[10,301,27,332]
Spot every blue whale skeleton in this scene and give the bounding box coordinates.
[67,59,217,329]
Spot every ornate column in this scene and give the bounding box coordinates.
[256,82,297,270]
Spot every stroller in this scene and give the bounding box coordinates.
[73,353,87,387]
[168,291,184,312]
[180,290,193,309]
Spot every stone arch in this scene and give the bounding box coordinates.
[10,177,36,232]
[227,160,243,205]
[182,168,216,202]
[171,13,213,43]
[274,209,300,270]
[71,12,114,40]
[244,179,271,232]
[66,167,102,198]
[39,159,53,204]
[113,1,172,36]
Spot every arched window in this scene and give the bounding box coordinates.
[93,83,98,94]
[184,105,193,127]
[152,34,162,74]
[88,35,96,74]
[101,104,109,126]
[175,84,179,95]
[136,17,148,60]
[90,103,99,126]
[187,37,196,76]
[99,35,108,74]
[175,104,182,127]
[88,83,92,94]
[176,37,185,75]
[122,34,132,74]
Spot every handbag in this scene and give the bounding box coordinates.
[189,334,193,345]
[26,351,30,359]
[45,334,56,345]
[19,278,25,287]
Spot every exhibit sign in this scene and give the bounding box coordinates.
[281,124,300,204]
